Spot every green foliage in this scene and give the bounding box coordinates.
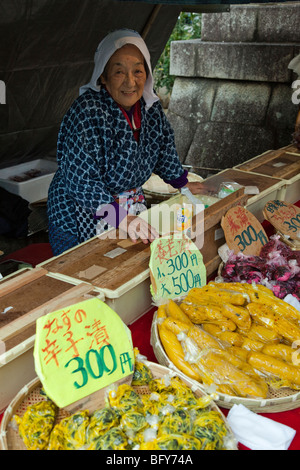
[153,12,202,94]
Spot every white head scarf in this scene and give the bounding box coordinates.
[79,29,159,110]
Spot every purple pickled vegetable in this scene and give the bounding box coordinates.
[273,266,292,282]
[221,234,299,300]
[245,271,264,283]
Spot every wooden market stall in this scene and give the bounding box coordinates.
[0,0,300,453]
[0,140,299,450]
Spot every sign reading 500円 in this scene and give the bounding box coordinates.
[149,234,206,302]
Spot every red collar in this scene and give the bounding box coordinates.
[118,101,141,142]
[103,86,142,140]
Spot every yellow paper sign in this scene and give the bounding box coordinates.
[34,298,134,408]
[149,233,206,302]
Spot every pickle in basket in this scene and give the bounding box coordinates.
[159,408,193,435]
[90,427,129,450]
[132,360,153,386]
[14,400,57,450]
[141,433,202,451]
[108,383,144,416]
[120,410,148,440]
[48,410,89,450]
[11,365,236,451]
[192,410,228,450]
[86,408,120,444]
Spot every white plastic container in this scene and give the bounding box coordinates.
[38,235,153,326]
[200,168,285,223]
[282,173,300,204]
[0,159,57,202]
[233,146,300,208]
[97,271,152,325]
[245,177,286,222]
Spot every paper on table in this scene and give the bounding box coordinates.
[1,306,13,315]
[284,294,300,312]
[227,404,296,450]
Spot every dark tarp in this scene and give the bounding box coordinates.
[0,0,184,168]
[0,0,297,168]
[0,187,31,237]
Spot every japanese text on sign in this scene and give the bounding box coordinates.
[34,298,134,408]
[150,234,206,301]
[264,200,300,238]
[42,308,110,366]
[222,206,268,255]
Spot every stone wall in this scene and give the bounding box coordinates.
[167,3,300,175]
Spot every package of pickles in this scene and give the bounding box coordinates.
[1,350,237,451]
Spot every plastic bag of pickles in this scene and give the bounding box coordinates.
[13,349,237,451]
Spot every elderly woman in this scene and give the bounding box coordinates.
[47,29,204,256]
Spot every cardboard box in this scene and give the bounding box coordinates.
[0,267,104,412]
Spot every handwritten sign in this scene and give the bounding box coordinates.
[221,206,268,255]
[34,298,134,409]
[149,233,206,302]
[263,200,300,240]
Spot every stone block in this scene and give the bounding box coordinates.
[168,77,216,122]
[185,122,274,169]
[266,84,299,130]
[274,128,296,150]
[170,41,296,83]
[167,111,197,162]
[211,81,271,126]
[201,3,300,44]
[201,6,258,43]
[257,4,300,43]
[169,2,300,172]
[170,40,199,77]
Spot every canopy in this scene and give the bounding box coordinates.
[0,0,297,168]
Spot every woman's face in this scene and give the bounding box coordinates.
[100,44,147,110]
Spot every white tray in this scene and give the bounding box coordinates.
[0,159,57,203]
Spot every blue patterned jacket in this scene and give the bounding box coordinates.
[47,87,184,237]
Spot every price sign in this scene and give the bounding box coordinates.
[221,206,268,255]
[149,233,206,302]
[263,200,300,240]
[34,298,134,409]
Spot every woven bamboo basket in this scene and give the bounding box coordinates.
[0,361,237,451]
[150,312,300,413]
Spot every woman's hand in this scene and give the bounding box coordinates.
[184,181,216,196]
[119,214,159,244]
